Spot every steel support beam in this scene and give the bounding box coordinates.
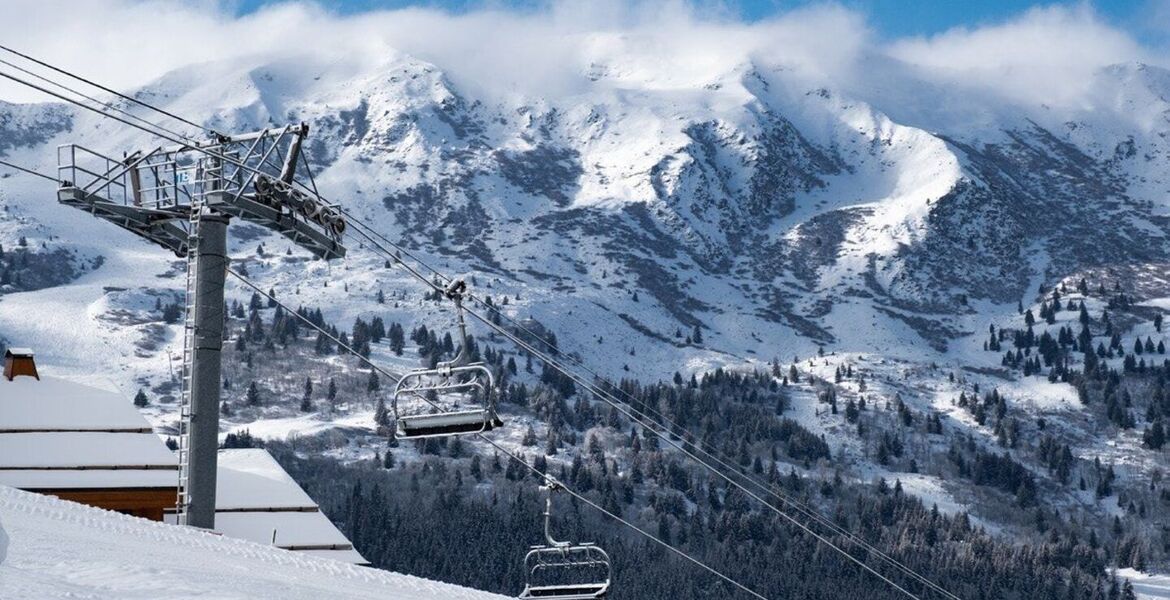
[184,214,229,530]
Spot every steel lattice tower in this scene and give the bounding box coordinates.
[57,125,346,528]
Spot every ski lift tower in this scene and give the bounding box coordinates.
[56,124,346,529]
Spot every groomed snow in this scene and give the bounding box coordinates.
[1117,568,1170,600]
[0,484,508,600]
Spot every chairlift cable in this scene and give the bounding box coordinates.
[338,221,940,599]
[0,68,302,210]
[0,43,216,135]
[334,216,955,599]
[0,56,200,143]
[455,305,925,600]
[336,210,956,600]
[228,268,768,599]
[0,158,57,182]
[477,434,769,600]
[458,293,960,599]
[309,208,935,600]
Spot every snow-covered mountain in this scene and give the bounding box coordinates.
[3,43,1170,589]
[1,50,1169,381]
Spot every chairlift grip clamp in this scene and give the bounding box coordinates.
[444,279,467,301]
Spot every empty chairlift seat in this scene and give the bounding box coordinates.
[520,481,612,600]
[392,363,501,439]
[520,545,612,599]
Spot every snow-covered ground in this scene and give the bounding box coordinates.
[1119,569,1170,600]
[0,485,507,600]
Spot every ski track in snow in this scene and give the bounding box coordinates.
[0,485,507,600]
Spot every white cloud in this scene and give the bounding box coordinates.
[887,4,1155,106]
[0,0,1164,108]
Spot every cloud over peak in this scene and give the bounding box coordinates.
[0,0,1165,109]
[889,4,1153,105]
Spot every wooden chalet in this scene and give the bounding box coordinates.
[0,364,177,520]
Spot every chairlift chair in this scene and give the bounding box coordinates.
[393,362,500,438]
[520,481,612,600]
[391,281,502,439]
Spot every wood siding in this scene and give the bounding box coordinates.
[31,487,177,522]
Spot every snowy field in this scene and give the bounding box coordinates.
[0,485,506,600]
[1119,568,1170,600]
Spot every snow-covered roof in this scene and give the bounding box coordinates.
[164,449,368,565]
[0,376,152,432]
[0,468,177,490]
[5,347,34,357]
[214,448,315,510]
[0,432,176,469]
[0,484,508,600]
[215,511,362,564]
[0,376,177,491]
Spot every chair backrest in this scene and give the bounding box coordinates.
[392,363,497,438]
[522,544,611,599]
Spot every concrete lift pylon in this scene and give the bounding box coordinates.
[56,125,346,529]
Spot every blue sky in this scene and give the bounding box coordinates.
[231,0,1166,43]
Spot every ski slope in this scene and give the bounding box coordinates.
[1118,569,1170,600]
[0,485,507,600]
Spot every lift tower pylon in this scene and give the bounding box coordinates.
[56,125,346,529]
[182,211,228,528]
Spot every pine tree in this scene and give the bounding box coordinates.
[1144,420,1165,450]
[470,454,483,480]
[374,396,390,426]
[133,388,149,407]
[384,322,402,355]
[245,382,261,406]
[314,331,332,355]
[300,377,313,412]
[162,302,182,324]
[522,424,538,446]
[845,398,859,423]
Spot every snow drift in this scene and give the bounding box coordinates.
[0,485,506,599]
